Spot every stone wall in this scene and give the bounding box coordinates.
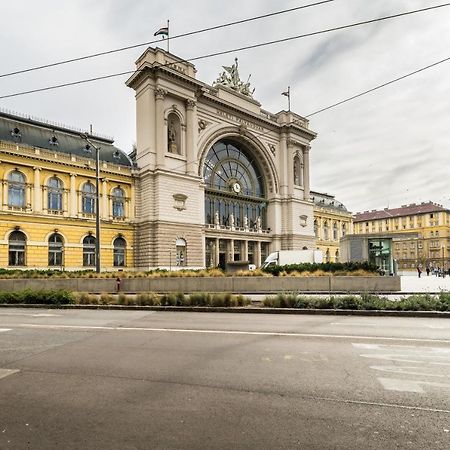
[0,276,400,293]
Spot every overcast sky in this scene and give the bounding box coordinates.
[1,0,449,213]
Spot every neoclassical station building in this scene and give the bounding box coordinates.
[0,47,317,270]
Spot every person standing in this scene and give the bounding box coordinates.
[417,265,422,278]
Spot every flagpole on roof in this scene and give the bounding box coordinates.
[167,19,170,53]
[282,86,291,111]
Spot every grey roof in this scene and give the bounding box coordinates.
[0,109,133,167]
[311,190,349,212]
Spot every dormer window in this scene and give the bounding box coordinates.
[84,144,92,154]
[11,127,22,140]
[49,136,59,146]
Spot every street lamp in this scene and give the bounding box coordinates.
[80,133,101,273]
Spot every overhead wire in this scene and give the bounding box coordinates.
[1,3,449,100]
[0,0,335,79]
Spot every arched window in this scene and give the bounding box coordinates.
[82,182,96,214]
[113,237,126,267]
[323,221,329,241]
[167,112,181,154]
[293,153,302,186]
[48,233,64,266]
[342,223,347,237]
[335,250,340,262]
[325,248,330,263]
[8,170,26,208]
[83,235,96,267]
[314,219,318,238]
[203,139,267,230]
[333,222,338,240]
[176,238,187,266]
[112,187,125,218]
[47,177,63,211]
[9,230,26,266]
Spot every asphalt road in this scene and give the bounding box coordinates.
[0,309,449,449]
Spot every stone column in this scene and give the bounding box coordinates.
[303,146,310,201]
[279,132,288,196]
[2,181,7,209]
[215,238,220,268]
[33,167,42,213]
[129,180,135,219]
[69,174,77,216]
[229,239,234,262]
[256,241,262,268]
[102,179,109,219]
[155,88,166,169]
[287,140,295,194]
[185,99,197,175]
[243,240,249,263]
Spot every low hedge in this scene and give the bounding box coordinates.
[262,261,379,276]
[263,292,450,311]
[0,289,75,305]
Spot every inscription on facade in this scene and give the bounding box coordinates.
[216,110,265,132]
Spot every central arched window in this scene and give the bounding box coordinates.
[83,235,96,267]
[9,230,26,266]
[48,176,63,211]
[82,182,96,214]
[48,233,64,266]
[8,170,26,208]
[203,140,267,230]
[112,187,125,218]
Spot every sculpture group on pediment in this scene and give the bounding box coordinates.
[213,58,255,98]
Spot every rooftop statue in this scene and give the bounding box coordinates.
[213,58,255,98]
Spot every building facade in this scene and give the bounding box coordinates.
[353,203,450,271]
[311,191,352,262]
[126,48,317,270]
[0,110,135,270]
[0,47,318,271]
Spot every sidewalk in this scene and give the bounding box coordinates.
[401,274,450,293]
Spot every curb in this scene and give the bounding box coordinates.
[1,303,450,317]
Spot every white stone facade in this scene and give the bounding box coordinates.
[127,48,317,269]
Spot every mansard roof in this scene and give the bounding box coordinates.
[354,202,450,222]
[311,190,349,212]
[0,109,133,167]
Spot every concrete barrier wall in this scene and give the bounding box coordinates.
[0,276,401,293]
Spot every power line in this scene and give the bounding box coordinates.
[0,0,335,80]
[1,3,448,100]
[305,56,450,117]
[145,53,450,175]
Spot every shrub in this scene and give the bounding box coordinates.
[0,289,75,305]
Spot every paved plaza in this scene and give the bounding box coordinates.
[401,273,450,292]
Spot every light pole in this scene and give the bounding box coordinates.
[80,133,101,273]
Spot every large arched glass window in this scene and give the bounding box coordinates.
[333,222,338,240]
[113,237,126,267]
[8,170,26,208]
[48,233,64,266]
[112,187,125,218]
[176,238,187,266]
[48,177,63,211]
[82,182,96,214]
[83,235,96,267]
[203,140,267,230]
[9,230,26,266]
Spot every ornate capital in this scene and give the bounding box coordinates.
[70,173,78,178]
[154,88,167,100]
[33,166,42,171]
[186,99,196,110]
[303,145,311,154]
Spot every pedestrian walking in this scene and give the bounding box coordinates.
[417,265,422,278]
[426,265,430,276]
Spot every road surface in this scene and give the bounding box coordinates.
[0,309,449,449]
